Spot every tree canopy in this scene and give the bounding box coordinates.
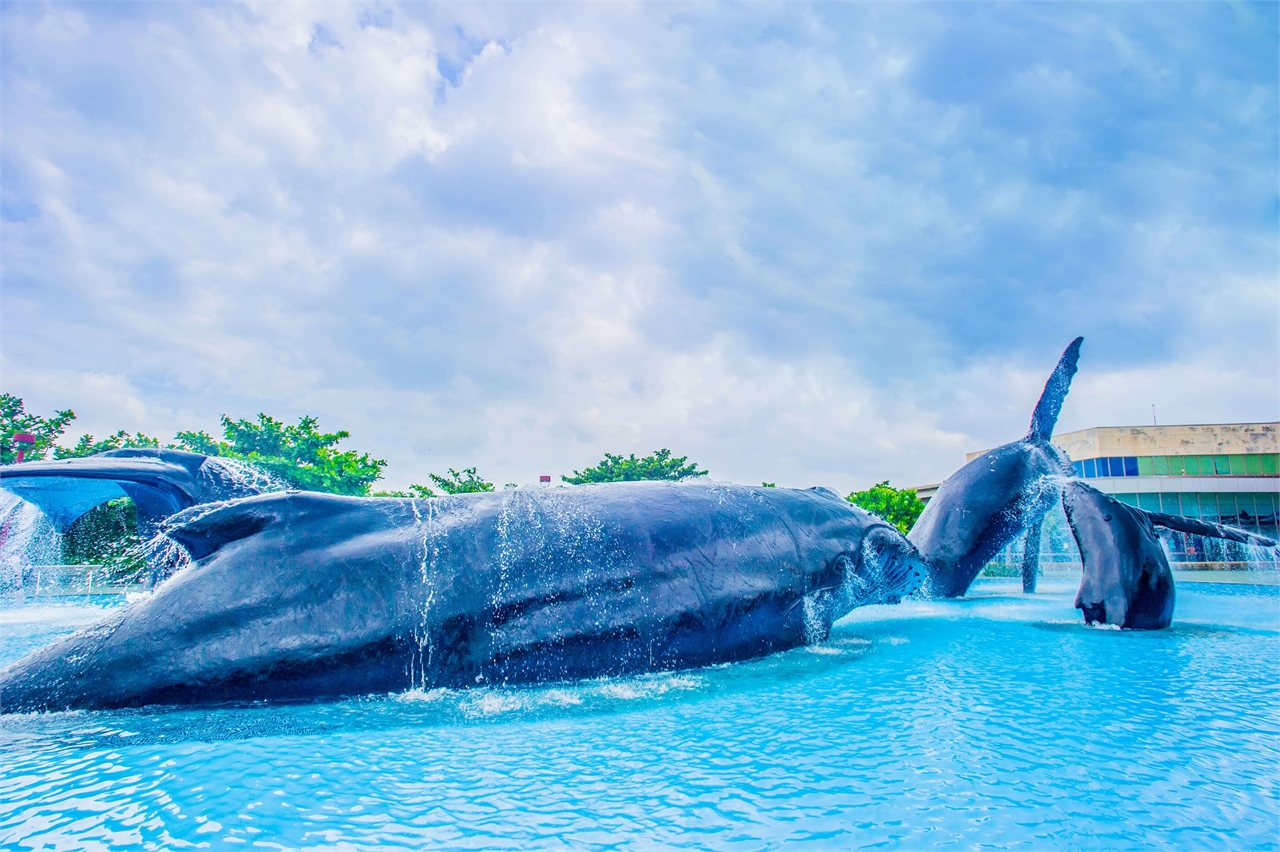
[56,431,161,459]
[562,449,708,484]
[0,394,76,465]
[173,414,386,495]
[845,481,925,535]
[427,467,494,494]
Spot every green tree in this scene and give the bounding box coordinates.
[372,484,439,498]
[428,467,494,495]
[846,481,925,535]
[60,498,147,582]
[55,430,160,459]
[0,394,76,464]
[562,449,708,484]
[173,414,386,495]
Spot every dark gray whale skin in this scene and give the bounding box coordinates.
[1063,482,1175,630]
[0,482,926,712]
[1064,481,1275,630]
[0,449,261,536]
[908,338,1082,598]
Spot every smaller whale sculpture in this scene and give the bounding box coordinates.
[909,337,1082,597]
[1064,481,1275,629]
[0,482,926,712]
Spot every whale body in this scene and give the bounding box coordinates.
[0,482,926,712]
[1064,481,1274,630]
[909,338,1082,597]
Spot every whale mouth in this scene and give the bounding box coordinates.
[848,527,928,608]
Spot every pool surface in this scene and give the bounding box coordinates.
[1,578,1277,850]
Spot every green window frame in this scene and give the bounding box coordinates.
[1198,455,1214,475]
[1262,454,1279,475]
[1141,456,1158,476]
[1214,455,1230,475]
[1229,455,1247,475]
[1167,456,1184,476]
[1246,454,1263,476]
[1183,456,1200,476]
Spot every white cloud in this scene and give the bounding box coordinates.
[1,2,1275,494]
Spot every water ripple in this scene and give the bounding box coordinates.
[1,579,1277,849]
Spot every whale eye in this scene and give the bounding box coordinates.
[1102,514,1112,522]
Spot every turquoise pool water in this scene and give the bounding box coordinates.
[1,578,1277,850]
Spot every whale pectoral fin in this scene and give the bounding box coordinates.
[164,492,358,561]
[1142,509,1276,548]
[163,502,276,560]
[1027,336,1083,441]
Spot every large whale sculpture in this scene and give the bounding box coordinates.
[0,482,926,712]
[908,338,1082,598]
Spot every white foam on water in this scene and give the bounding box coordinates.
[395,687,454,705]
[594,672,703,701]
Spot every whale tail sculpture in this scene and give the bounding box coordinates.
[908,337,1083,598]
[1027,336,1083,443]
[0,448,266,583]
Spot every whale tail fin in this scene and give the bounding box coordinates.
[1026,336,1083,442]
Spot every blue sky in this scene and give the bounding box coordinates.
[1,2,1276,492]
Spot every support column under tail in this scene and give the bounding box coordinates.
[1021,521,1043,594]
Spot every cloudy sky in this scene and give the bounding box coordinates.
[2,2,1276,492]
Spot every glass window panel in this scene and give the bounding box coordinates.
[1116,493,1138,507]
[1199,494,1219,523]
[1138,493,1160,511]
[1213,455,1229,475]
[1084,458,1096,478]
[1150,456,1165,475]
[1259,495,1278,526]
[1168,456,1185,476]
[1072,460,1084,477]
[1198,455,1214,475]
[1246,454,1263,475]
[1159,493,1180,515]
[1229,455,1247,475]
[1262,454,1279,475]
[1124,457,1138,477]
[1236,494,1257,523]
[1182,494,1200,518]
[1219,494,1239,524]
[1109,457,1125,477]
[1181,456,1197,476]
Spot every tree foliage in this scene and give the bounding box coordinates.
[427,467,494,495]
[562,449,708,484]
[55,431,160,459]
[0,394,76,465]
[173,414,386,495]
[846,481,925,535]
[61,498,147,581]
